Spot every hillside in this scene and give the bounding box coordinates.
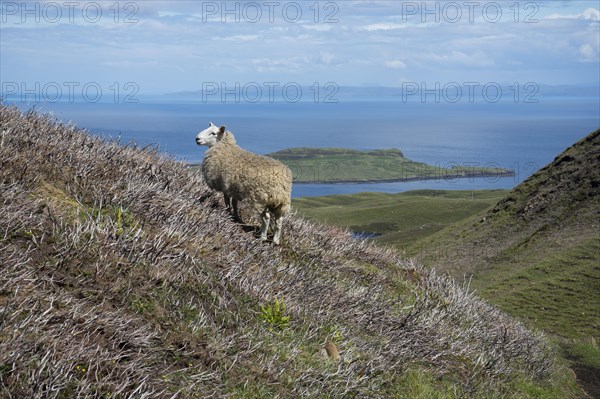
[410,129,600,396]
[0,105,580,398]
[290,130,600,396]
[414,129,599,276]
[411,129,600,337]
[266,147,514,183]
[293,190,508,250]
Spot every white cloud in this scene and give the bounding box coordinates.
[216,35,260,41]
[418,51,494,67]
[102,60,159,67]
[2,1,599,90]
[302,25,332,32]
[545,7,600,21]
[360,23,406,31]
[384,60,407,69]
[581,8,600,20]
[579,44,598,62]
[545,13,577,20]
[320,51,335,65]
[251,57,304,72]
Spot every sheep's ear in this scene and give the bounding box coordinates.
[217,125,226,139]
[209,121,214,127]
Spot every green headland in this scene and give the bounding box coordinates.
[267,147,514,183]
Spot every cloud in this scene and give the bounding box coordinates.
[320,52,335,65]
[384,60,407,69]
[251,57,304,72]
[545,7,600,21]
[582,8,600,20]
[418,51,494,68]
[216,35,260,42]
[2,1,599,91]
[360,23,406,31]
[102,60,160,68]
[302,25,332,32]
[579,44,598,62]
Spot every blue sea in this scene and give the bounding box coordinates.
[8,93,599,198]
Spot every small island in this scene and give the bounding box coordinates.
[266,147,514,184]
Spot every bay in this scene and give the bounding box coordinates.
[9,93,599,198]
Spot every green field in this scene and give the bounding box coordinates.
[268,147,514,183]
[293,189,509,250]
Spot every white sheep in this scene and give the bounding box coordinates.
[195,122,292,245]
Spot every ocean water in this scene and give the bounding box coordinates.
[9,95,599,198]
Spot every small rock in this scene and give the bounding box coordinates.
[325,338,340,362]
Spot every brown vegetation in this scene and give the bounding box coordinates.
[0,105,566,397]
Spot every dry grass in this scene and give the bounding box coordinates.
[0,104,568,398]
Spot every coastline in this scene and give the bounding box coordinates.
[186,162,515,185]
[289,170,515,184]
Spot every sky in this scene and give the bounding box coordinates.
[1,0,599,95]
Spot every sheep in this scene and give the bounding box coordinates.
[195,122,293,245]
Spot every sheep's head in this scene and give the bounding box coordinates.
[195,122,226,147]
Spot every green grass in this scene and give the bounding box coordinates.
[267,147,513,183]
[388,367,579,399]
[565,342,600,372]
[474,238,600,341]
[293,189,508,249]
[292,187,599,396]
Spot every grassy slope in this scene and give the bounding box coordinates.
[0,105,579,398]
[413,129,600,397]
[267,147,513,183]
[292,129,600,398]
[413,129,600,337]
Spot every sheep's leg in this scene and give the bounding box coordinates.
[260,208,270,241]
[272,214,284,245]
[232,198,243,223]
[223,194,240,221]
[223,193,232,214]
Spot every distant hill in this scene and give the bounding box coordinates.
[411,129,600,397]
[0,104,580,398]
[412,129,599,322]
[267,147,514,183]
[269,147,406,158]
